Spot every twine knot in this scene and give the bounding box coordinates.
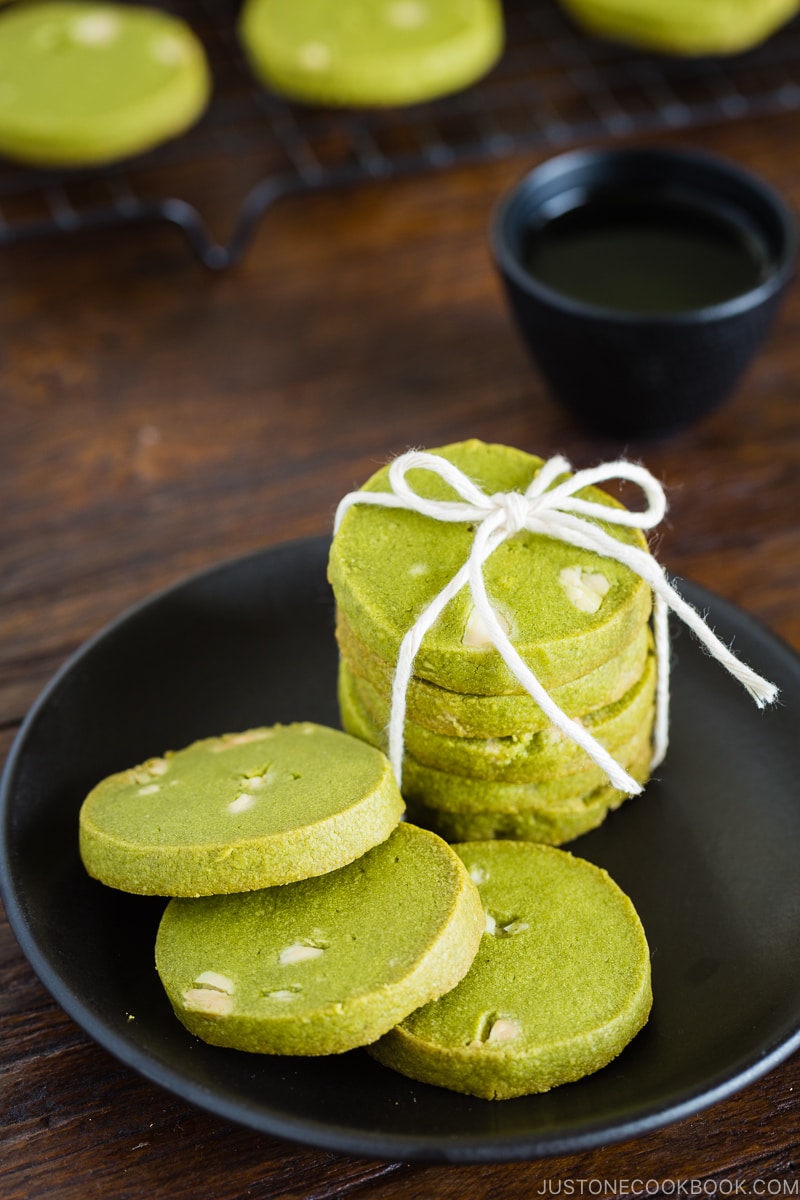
[334,450,778,794]
[491,490,531,535]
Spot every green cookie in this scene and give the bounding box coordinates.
[80,723,404,896]
[155,822,485,1056]
[560,0,798,55]
[369,841,652,1098]
[396,725,653,814]
[405,741,652,844]
[238,0,503,108]
[338,657,654,810]
[342,648,656,782]
[329,440,653,696]
[0,1,210,167]
[338,610,652,738]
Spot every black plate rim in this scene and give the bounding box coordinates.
[2,534,800,1163]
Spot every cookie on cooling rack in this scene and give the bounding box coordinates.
[0,1,210,166]
[237,0,504,107]
[559,0,798,56]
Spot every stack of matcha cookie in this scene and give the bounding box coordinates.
[330,439,657,844]
[79,721,652,1096]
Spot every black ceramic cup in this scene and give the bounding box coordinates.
[490,146,796,437]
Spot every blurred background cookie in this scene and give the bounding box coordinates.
[0,1,211,166]
[238,0,504,107]
[559,0,799,55]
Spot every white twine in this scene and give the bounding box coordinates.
[334,451,779,794]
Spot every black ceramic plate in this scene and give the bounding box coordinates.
[2,535,800,1163]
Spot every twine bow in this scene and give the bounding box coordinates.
[334,451,778,794]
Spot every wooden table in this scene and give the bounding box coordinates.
[3,100,800,1199]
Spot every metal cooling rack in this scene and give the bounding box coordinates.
[3,0,800,268]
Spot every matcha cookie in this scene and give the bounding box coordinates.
[369,841,652,1098]
[339,659,654,811]
[560,0,798,56]
[238,0,503,109]
[155,822,485,1056]
[80,723,404,896]
[329,440,653,696]
[405,741,652,844]
[396,725,653,813]
[338,610,652,738]
[341,648,656,781]
[0,1,210,167]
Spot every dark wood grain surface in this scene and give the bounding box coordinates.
[2,99,800,1200]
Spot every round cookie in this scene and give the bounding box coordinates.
[405,741,652,845]
[79,723,404,896]
[341,648,656,782]
[328,440,653,696]
[407,792,610,845]
[369,841,652,1098]
[338,610,653,738]
[238,0,503,109]
[338,658,654,811]
[396,725,653,813]
[0,1,211,167]
[560,0,798,56]
[155,822,485,1056]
